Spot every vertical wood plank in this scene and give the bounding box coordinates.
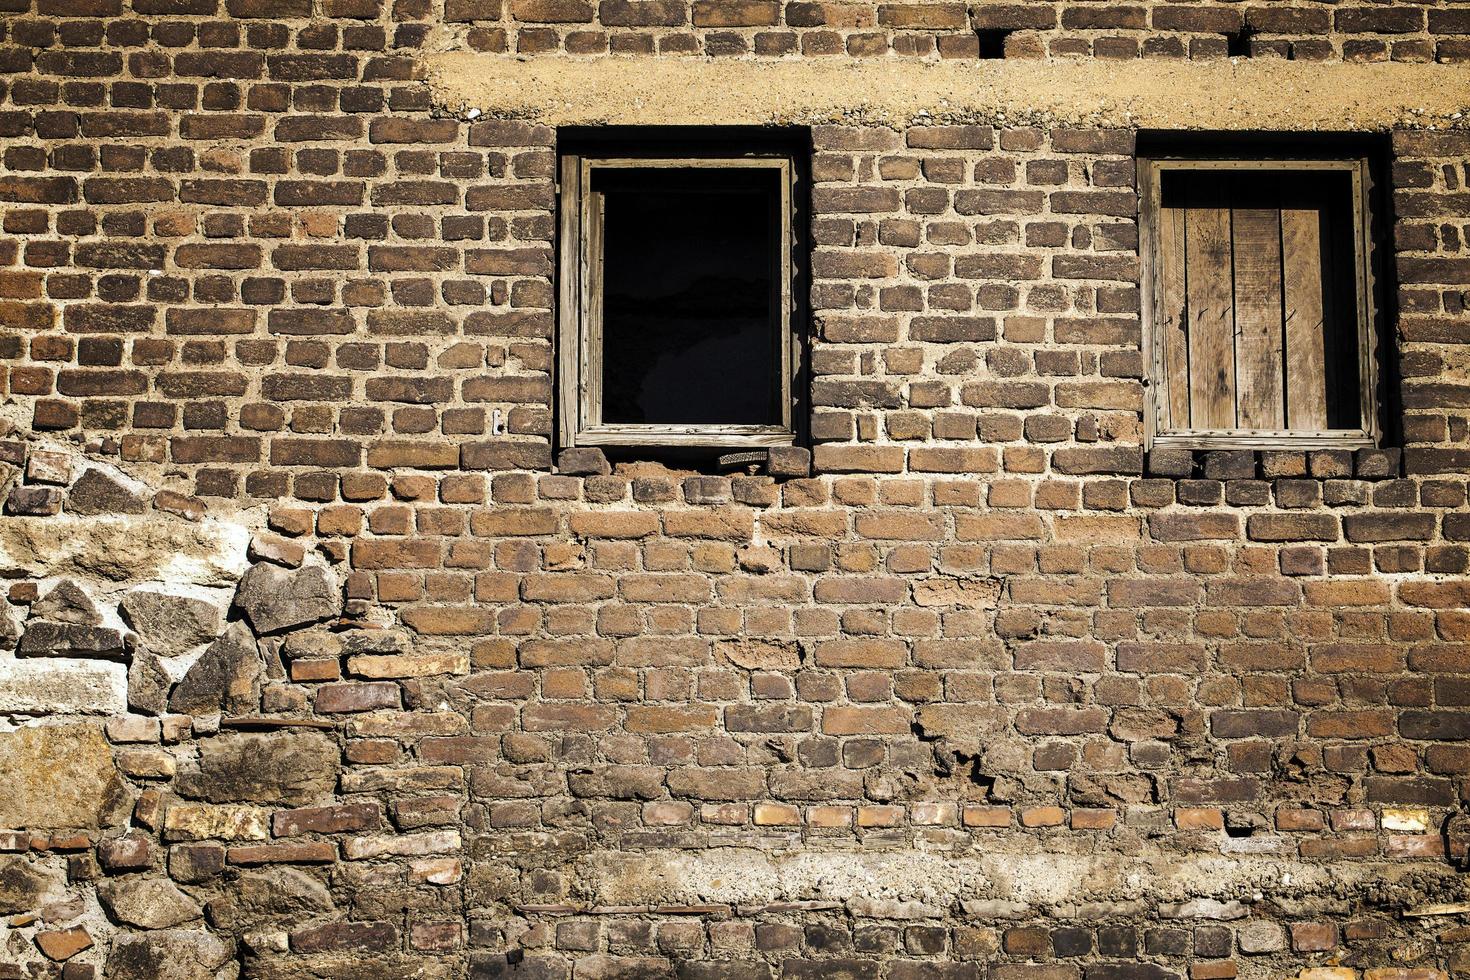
[1281,207,1329,430]
[557,154,582,447]
[1185,190,1236,429]
[1158,205,1190,430]
[584,188,604,427]
[1232,206,1285,429]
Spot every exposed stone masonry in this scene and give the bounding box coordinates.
[0,0,1469,978]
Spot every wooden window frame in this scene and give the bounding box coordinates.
[557,154,800,450]
[1139,156,1383,452]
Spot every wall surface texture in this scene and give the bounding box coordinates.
[1,1,1469,978]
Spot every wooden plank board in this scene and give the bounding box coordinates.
[1158,205,1190,430]
[1231,206,1285,429]
[557,154,582,447]
[1322,178,1362,429]
[1281,207,1329,430]
[1184,195,1236,429]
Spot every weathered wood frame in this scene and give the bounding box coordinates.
[1139,156,1382,452]
[557,154,798,449]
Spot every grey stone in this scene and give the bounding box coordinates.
[766,445,812,479]
[98,876,203,929]
[253,955,463,980]
[16,620,126,659]
[1237,920,1285,953]
[66,467,148,515]
[206,868,333,931]
[129,651,172,715]
[0,659,127,715]
[233,562,341,635]
[0,856,64,914]
[168,844,224,885]
[572,955,676,980]
[471,952,570,980]
[1158,898,1247,920]
[175,732,339,807]
[31,580,101,625]
[0,512,248,586]
[168,621,261,716]
[341,628,411,657]
[557,447,610,476]
[281,628,344,661]
[0,724,129,831]
[6,485,61,516]
[98,832,154,873]
[0,602,16,650]
[104,929,231,980]
[120,589,224,656]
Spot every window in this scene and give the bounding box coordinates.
[1140,155,1382,450]
[557,138,802,449]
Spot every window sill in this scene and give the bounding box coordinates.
[572,425,796,450]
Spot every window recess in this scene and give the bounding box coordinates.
[1140,157,1383,451]
[557,148,802,450]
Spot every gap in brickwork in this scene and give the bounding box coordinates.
[975,27,1011,59]
[1225,26,1256,58]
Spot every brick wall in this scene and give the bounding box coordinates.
[1,1,1469,978]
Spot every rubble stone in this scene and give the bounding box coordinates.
[98,832,155,873]
[104,930,230,980]
[36,926,92,961]
[175,732,339,807]
[25,451,72,485]
[66,468,149,515]
[6,485,61,515]
[16,620,126,658]
[98,877,203,929]
[0,856,64,914]
[0,601,17,649]
[128,651,173,715]
[206,868,333,932]
[168,622,261,716]
[30,580,101,625]
[119,589,225,656]
[233,562,342,634]
[0,658,128,715]
[0,723,128,830]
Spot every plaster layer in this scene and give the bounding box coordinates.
[425,55,1470,131]
[574,848,1469,912]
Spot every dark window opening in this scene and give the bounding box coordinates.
[596,167,783,427]
[556,128,808,451]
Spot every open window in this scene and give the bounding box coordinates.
[1140,154,1383,451]
[557,135,803,450]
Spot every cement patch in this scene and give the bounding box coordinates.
[573,846,1469,914]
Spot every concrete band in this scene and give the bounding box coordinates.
[425,55,1470,131]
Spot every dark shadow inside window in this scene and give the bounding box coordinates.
[595,166,782,427]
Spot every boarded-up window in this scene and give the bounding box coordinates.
[1141,158,1381,451]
